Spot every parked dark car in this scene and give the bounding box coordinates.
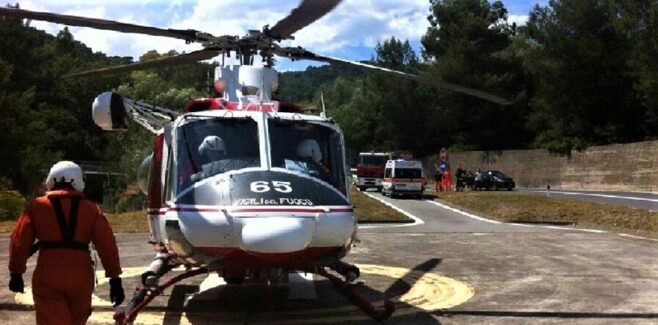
[477,170,515,191]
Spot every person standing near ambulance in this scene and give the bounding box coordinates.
[8,161,124,325]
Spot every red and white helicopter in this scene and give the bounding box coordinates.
[0,1,508,323]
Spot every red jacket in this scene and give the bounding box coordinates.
[9,189,122,278]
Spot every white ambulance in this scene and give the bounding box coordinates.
[382,159,424,199]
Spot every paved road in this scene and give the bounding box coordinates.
[1,192,658,324]
[358,191,658,324]
[518,188,658,211]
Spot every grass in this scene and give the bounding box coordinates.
[350,187,412,223]
[0,187,411,233]
[435,191,658,238]
[0,220,15,233]
[0,211,151,233]
[105,210,150,233]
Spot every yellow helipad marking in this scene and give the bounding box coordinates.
[15,266,188,307]
[360,264,474,312]
[15,264,474,324]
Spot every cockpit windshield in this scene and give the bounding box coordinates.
[269,119,347,195]
[176,117,260,193]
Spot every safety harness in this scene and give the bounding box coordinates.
[31,196,89,254]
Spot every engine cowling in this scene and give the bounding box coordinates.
[137,154,152,195]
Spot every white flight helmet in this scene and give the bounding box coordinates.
[198,135,226,157]
[45,161,85,191]
[296,139,322,163]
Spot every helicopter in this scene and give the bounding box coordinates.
[0,1,509,323]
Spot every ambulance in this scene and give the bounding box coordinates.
[382,159,424,199]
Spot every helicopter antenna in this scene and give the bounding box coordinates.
[259,73,265,112]
[320,91,326,118]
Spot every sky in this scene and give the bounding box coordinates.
[17,0,547,71]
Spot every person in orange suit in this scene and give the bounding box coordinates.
[8,161,124,325]
[442,168,453,192]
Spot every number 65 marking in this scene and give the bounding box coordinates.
[250,181,293,193]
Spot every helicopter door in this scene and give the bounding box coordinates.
[147,133,165,242]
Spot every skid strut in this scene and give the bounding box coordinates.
[113,267,208,325]
[317,267,395,321]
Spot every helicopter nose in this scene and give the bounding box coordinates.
[240,217,314,254]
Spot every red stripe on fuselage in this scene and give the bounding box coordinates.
[230,207,353,213]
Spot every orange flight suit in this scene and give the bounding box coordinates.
[9,189,122,325]
[442,170,453,192]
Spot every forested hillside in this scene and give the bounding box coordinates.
[318,0,658,157]
[276,65,363,103]
[1,0,657,201]
[0,14,214,199]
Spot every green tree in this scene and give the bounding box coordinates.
[106,70,205,188]
[277,64,363,103]
[421,0,526,151]
[612,0,658,138]
[322,37,443,156]
[0,14,126,194]
[374,37,417,69]
[522,0,640,153]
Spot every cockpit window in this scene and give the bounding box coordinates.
[176,117,260,193]
[268,119,346,195]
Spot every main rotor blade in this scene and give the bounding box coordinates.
[0,7,207,42]
[267,0,342,40]
[65,49,218,78]
[284,50,512,105]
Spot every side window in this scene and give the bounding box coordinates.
[163,145,174,202]
[385,168,391,178]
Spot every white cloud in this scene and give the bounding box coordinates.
[16,0,431,61]
[13,0,535,69]
[508,14,529,27]
[285,0,430,56]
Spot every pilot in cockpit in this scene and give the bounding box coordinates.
[191,135,230,182]
[288,139,330,181]
[198,135,227,164]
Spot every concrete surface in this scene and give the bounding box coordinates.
[1,192,657,324]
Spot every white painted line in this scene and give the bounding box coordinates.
[541,225,606,233]
[425,199,501,224]
[529,190,658,203]
[359,191,424,228]
[525,188,658,196]
[618,233,658,242]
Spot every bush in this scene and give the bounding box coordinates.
[113,193,145,213]
[0,191,27,221]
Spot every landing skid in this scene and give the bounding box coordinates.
[113,267,208,324]
[317,267,395,321]
[113,264,395,324]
